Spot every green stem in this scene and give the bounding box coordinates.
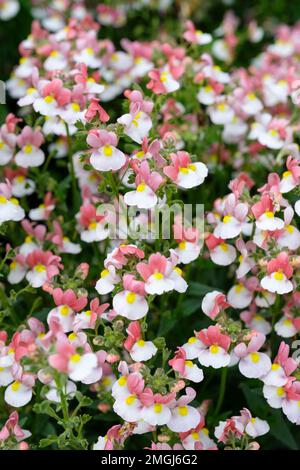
[214,367,228,417]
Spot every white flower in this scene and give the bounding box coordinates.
[113,290,148,320]
[124,184,157,209]
[0,196,25,225]
[141,403,171,426]
[113,394,142,422]
[68,353,97,382]
[95,266,120,295]
[5,381,32,407]
[118,111,152,144]
[182,336,205,360]
[210,242,237,266]
[227,284,252,309]
[167,406,201,432]
[261,272,293,295]
[274,317,297,338]
[263,384,285,409]
[130,340,157,362]
[47,305,74,333]
[176,162,208,189]
[90,144,126,172]
[245,417,269,438]
[238,352,271,379]
[198,345,230,369]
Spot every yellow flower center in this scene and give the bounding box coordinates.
[185,360,193,367]
[222,215,232,224]
[44,95,54,103]
[265,211,274,218]
[71,103,80,112]
[118,376,127,386]
[137,339,145,347]
[125,395,136,406]
[60,305,70,316]
[85,310,92,317]
[103,145,113,157]
[10,261,17,270]
[250,352,260,363]
[126,292,136,304]
[34,263,46,273]
[179,167,189,174]
[179,241,186,250]
[286,225,294,234]
[274,271,284,281]
[178,406,188,416]
[283,170,292,179]
[11,381,21,392]
[188,336,197,344]
[68,333,77,341]
[235,284,244,293]
[191,432,200,440]
[220,243,228,252]
[174,266,183,276]
[277,387,284,397]
[154,403,163,413]
[271,363,280,371]
[153,272,164,280]
[137,183,146,192]
[15,175,25,183]
[210,345,219,354]
[24,144,33,154]
[0,195,7,204]
[101,269,109,278]
[89,220,97,230]
[70,354,81,363]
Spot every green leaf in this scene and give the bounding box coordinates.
[268,409,298,450]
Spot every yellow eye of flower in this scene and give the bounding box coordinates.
[154,403,163,413]
[251,417,256,423]
[271,363,280,371]
[27,87,36,95]
[185,360,193,367]
[60,305,70,316]
[25,235,32,243]
[87,77,95,83]
[178,406,188,416]
[85,310,92,316]
[118,376,127,386]
[86,47,94,56]
[274,271,284,281]
[71,103,80,112]
[153,272,164,280]
[247,93,256,100]
[137,339,145,347]
[10,261,17,270]
[222,215,232,224]
[191,432,199,440]
[89,220,97,230]
[24,144,33,154]
[286,225,294,234]
[125,395,136,406]
[50,50,58,57]
[204,85,212,93]
[0,195,7,204]
[269,129,278,137]
[70,354,81,363]
[264,211,274,218]
[100,269,109,278]
[210,345,219,354]
[174,266,183,276]
[160,72,168,82]
[103,145,113,157]
[11,381,21,392]
[188,336,197,344]
[220,243,228,252]
[68,333,77,341]
[34,263,46,273]
[277,387,284,397]
[283,170,292,179]
[15,175,25,183]
[217,103,226,111]
[250,352,260,363]
[283,319,292,326]
[102,377,111,386]
[202,428,209,435]
[136,183,146,192]
[44,95,54,104]
[235,284,244,293]
[126,292,136,304]
[135,151,144,159]
[179,167,189,174]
